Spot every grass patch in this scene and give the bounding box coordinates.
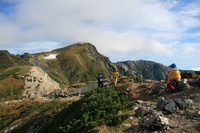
[0,68,21,80]
[0,98,71,131]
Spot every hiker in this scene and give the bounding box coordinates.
[112,68,119,86]
[167,63,181,92]
[97,73,103,88]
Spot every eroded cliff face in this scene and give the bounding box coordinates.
[22,66,61,98]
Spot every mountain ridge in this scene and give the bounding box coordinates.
[0,42,169,99]
[114,60,169,81]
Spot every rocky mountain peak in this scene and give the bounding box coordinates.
[115,60,169,81]
[0,50,27,69]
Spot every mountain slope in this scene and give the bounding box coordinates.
[0,43,171,100]
[0,43,116,99]
[55,43,115,84]
[20,52,69,87]
[20,43,116,85]
[0,65,61,99]
[115,60,169,81]
[0,50,27,70]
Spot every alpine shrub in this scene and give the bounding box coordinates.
[60,87,134,133]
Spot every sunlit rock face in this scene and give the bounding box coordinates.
[22,66,61,98]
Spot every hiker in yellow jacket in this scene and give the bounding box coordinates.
[112,69,119,86]
[167,63,181,84]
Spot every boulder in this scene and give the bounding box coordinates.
[156,97,167,111]
[164,100,178,113]
[178,79,190,91]
[148,83,165,95]
[184,99,193,108]
[173,98,187,110]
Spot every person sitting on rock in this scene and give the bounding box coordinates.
[167,63,181,92]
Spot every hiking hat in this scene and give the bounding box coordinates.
[169,63,177,69]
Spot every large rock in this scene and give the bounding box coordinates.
[136,106,169,131]
[22,66,61,98]
[164,100,178,113]
[156,97,167,111]
[178,79,190,91]
[135,106,157,117]
[148,83,165,95]
[173,98,187,110]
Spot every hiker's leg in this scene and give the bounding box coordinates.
[98,82,100,87]
[114,78,118,85]
[101,81,103,88]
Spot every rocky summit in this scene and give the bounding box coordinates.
[114,60,169,82]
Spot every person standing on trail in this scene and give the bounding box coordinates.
[97,73,103,88]
[112,68,119,86]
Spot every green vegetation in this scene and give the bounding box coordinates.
[40,87,135,133]
[48,71,66,85]
[57,43,113,84]
[0,86,24,99]
[180,70,195,78]
[0,67,24,99]
[47,60,59,69]
[0,68,21,80]
[0,99,69,132]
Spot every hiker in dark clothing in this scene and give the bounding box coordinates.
[97,73,103,88]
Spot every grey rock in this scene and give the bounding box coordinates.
[156,97,167,111]
[164,100,178,113]
[184,99,193,108]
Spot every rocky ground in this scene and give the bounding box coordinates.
[66,78,200,133]
[124,79,200,133]
[43,78,200,133]
[1,78,199,133]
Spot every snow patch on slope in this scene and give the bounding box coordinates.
[44,54,57,59]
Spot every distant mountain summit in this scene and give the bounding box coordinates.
[53,43,115,84]
[19,43,115,85]
[115,60,169,81]
[0,50,27,69]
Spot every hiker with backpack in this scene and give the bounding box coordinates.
[97,73,103,88]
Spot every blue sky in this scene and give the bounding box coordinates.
[0,0,200,70]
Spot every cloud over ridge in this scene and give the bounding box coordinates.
[0,0,200,70]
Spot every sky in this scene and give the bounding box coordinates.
[0,0,200,70]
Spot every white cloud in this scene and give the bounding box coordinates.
[0,0,200,70]
[7,41,61,54]
[181,45,196,53]
[180,3,200,16]
[191,67,200,71]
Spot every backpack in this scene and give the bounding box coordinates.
[167,79,179,92]
[167,83,176,91]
